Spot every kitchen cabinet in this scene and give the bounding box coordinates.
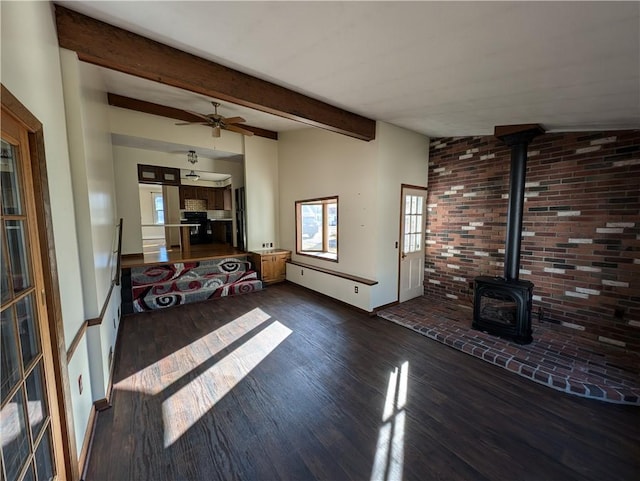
[138,164,180,185]
[250,249,291,285]
[251,250,291,285]
[210,220,232,244]
[179,185,199,208]
[207,188,225,210]
[180,185,229,210]
[223,185,232,210]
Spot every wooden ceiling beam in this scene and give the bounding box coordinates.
[107,93,278,140]
[55,6,376,141]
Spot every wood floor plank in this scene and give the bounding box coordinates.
[86,283,640,481]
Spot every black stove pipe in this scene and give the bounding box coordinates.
[504,142,528,281]
[495,125,544,282]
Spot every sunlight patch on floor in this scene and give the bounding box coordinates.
[115,307,272,395]
[371,361,408,481]
[162,320,292,447]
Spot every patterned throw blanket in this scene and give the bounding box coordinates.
[131,257,262,312]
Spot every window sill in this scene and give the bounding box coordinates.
[298,251,338,262]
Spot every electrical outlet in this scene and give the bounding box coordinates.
[354,286,359,294]
[78,375,83,395]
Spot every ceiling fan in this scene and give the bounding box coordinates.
[175,101,254,137]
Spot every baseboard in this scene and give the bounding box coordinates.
[78,403,97,479]
[93,398,111,412]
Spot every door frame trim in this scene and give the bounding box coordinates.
[397,183,428,302]
[1,84,80,481]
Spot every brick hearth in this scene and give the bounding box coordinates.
[378,295,639,405]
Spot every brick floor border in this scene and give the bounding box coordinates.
[377,295,640,405]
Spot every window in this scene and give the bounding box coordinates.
[296,196,338,261]
[403,194,423,254]
[152,192,165,224]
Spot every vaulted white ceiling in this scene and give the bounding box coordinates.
[58,1,640,138]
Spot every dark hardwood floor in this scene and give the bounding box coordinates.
[86,283,640,481]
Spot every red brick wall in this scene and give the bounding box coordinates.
[425,130,640,350]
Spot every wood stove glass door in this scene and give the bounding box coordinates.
[399,186,427,303]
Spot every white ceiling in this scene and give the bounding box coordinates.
[59,1,640,138]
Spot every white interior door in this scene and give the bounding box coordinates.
[399,186,427,303]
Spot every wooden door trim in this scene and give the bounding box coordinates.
[1,84,80,481]
[397,184,428,301]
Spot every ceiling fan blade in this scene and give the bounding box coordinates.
[225,124,254,136]
[222,116,246,125]
[175,121,209,126]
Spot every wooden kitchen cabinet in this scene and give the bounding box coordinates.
[212,188,225,210]
[250,249,291,284]
[179,185,229,210]
[138,164,180,185]
[179,185,198,208]
[223,185,232,210]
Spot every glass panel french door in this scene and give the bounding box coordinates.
[1,118,56,481]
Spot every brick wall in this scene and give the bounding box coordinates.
[425,130,640,351]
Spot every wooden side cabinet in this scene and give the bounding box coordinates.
[250,249,291,285]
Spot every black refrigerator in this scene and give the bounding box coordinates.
[235,187,247,251]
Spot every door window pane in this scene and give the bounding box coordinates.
[1,140,23,216]
[25,362,47,440]
[35,426,55,481]
[1,389,30,481]
[6,220,31,294]
[16,294,39,368]
[21,463,36,481]
[2,228,11,303]
[403,195,424,254]
[1,306,21,403]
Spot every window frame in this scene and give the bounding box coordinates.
[152,192,165,225]
[295,196,338,262]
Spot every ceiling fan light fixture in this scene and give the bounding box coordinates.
[212,125,221,138]
[187,149,198,165]
[185,170,200,181]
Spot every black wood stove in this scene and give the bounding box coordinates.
[472,124,544,344]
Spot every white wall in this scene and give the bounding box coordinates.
[278,124,429,310]
[372,122,429,307]
[244,135,279,250]
[59,50,123,405]
[60,50,119,319]
[1,0,86,457]
[278,128,379,280]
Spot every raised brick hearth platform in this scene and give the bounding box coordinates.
[378,295,639,405]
